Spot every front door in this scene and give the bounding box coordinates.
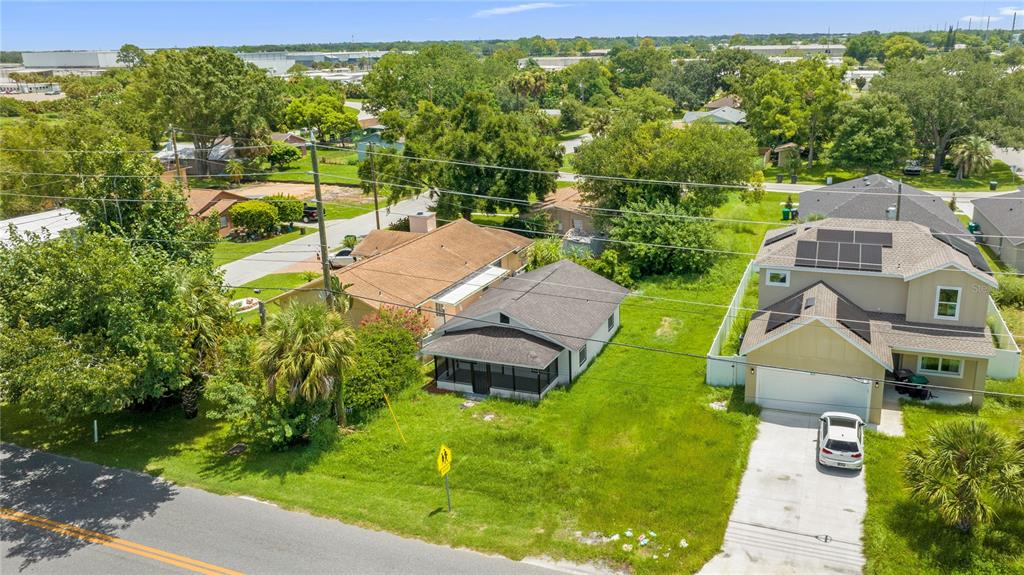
[472,363,490,395]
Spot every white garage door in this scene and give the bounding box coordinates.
[756,366,872,420]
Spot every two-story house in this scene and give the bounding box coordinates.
[739,218,1000,424]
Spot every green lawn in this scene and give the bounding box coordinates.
[862,381,1024,575]
[211,230,303,265]
[1,194,802,573]
[764,160,1022,192]
[323,201,372,221]
[227,272,316,323]
[266,149,361,185]
[561,152,575,172]
[557,128,589,141]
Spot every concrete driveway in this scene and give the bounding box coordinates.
[700,410,865,574]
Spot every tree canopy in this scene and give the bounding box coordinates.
[829,92,916,173]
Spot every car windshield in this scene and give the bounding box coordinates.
[825,439,859,453]
[830,417,858,428]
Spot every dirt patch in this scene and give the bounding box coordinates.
[655,317,679,339]
[227,182,373,204]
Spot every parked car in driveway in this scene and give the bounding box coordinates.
[302,203,320,223]
[329,247,355,269]
[817,412,864,469]
[903,160,923,176]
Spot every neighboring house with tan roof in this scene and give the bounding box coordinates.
[186,188,249,236]
[705,94,740,110]
[422,259,628,401]
[533,187,595,235]
[737,218,1018,423]
[972,189,1024,272]
[350,229,421,259]
[325,213,532,329]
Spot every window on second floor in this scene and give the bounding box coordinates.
[766,269,790,287]
[934,286,962,320]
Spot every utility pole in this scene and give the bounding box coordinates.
[308,132,335,307]
[169,125,189,194]
[896,180,903,221]
[368,141,381,230]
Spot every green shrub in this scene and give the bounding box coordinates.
[500,212,554,238]
[346,312,422,414]
[263,194,303,223]
[994,275,1024,308]
[206,334,331,448]
[610,199,720,276]
[0,97,27,117]
[267,141,301,169]
[229,200,278,235]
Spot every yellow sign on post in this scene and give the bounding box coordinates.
[437,444,452,477]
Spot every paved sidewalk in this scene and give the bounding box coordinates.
[700,410,865,575]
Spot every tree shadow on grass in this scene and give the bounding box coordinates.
[888,498,1024,572]
[1,443,177,571]
[194,432,332,485]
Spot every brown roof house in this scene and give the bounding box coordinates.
[734,218,1019,424]
[302,213,532,329]
[972,189,1024,272]
[422,259,628,401]
[705,94,740,110]
[187,188,249,236]
[533,187,603,255]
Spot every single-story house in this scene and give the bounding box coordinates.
[422,259,629,401]
[271,131,309,153]
[800,174,971,241]
[971,189,1024,272]
[740,218,1005,423]
[329,213,532,328]
[350,229,422,259]
[187,188,249,236]
[705,94,740,110]
[677,106,746,126]
[532,187,603,255]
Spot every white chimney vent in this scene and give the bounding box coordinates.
[409,211,436,233]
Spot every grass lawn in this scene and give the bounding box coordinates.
[227,272,316,323]
[1,194,798,573]
[720,271,759,356]
[558,128,589,141]
[862,381,1024,575]
[266,149,361,185]
[764,160,1022,192]
[211,230,303,266]
[557,180,576,188]
[323,201,372,221]
[561,152,575,172]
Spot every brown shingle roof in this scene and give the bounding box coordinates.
[335,219,532,308]
[535,186,587,215]
[420,326,562,368]
[187,189,248,217]
[351,229,421,258]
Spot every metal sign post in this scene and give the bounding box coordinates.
[444,475,452,513]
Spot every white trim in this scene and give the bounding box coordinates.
[765,269,790,287]
[933,285,962,321]
[917,355,965,378]
[905,262,999,289]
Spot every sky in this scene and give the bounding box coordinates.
[2,1,1022,52]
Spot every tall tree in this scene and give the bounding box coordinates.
[116,43,147,68]
[258,303,357,426]
[792,57,848,167]
[133,47,283,175]
[830,92,916,173]
[610,42,672,89]
[950,135,993,179]
[177,269,233,419]
[282,94,358,140]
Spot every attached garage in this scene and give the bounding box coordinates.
[754,366,873,421]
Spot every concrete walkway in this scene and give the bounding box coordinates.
[700,410,865,575]
[220,194,431,286]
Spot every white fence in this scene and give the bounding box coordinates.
[988,296,1021,381]
[706,261,754,386]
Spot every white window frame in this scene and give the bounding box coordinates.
[578,343,588,367]
[766,269,790,287]
[917,355,964,378]
[933,286,962,321]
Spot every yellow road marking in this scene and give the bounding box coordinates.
[0,507,244,575]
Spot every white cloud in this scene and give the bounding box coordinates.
[960,14,1003,22]
[999,6,1023,16]
[473,3,570,18]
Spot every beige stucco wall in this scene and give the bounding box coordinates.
[544,207,595,235]
[904,268,990,327]
[499,249,527,271]
[757,268,908,313]
[896,352,988,407]
[745,322,886,423]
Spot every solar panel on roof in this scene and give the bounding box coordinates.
[836,298,872,343]
[795,240,817,267]
[838,243,860,270]
[763,227,796,247]
[854,231,893,247]
[766,295,803,333]
[818,229,855,243]
[817,241,839,269]
[861,244,882,272]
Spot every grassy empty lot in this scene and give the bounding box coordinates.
[764,160,1022,192]
[211,230,303,266]
[227,272,315,323]
[323,201,371,221]
[266,149,361,185]
[2,194,796,574]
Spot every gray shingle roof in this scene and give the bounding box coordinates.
[443,259,629,351]
[420,326,562,368]
[971,190,1024,246]
[800,175,969,240]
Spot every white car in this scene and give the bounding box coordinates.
[817,412,864,469]
[328,247,356,269]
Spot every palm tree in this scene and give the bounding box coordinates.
[258,303,356,426]
[950,136,992,180]
[904,419,1024,533]
[178,270,233,418]
[225,160,245,187]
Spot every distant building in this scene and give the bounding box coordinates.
[676,106,746,126]
[21,50,126,69]
[518,55,604,71]
[734,43,846,58]
[236,50,396,76]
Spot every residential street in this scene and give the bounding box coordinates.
[699,410,865,575]
[0,444,564,575]
[219,194,431,285]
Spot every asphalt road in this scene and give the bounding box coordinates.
[220,194,432,285]
[0,444,563,575]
